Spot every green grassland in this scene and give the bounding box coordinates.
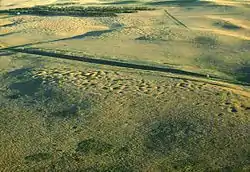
[1,48,249,171]
[0,0,250,171]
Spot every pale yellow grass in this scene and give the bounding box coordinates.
[207,0,250,8]
[192,27,250,40]
[25,17,108,36]
[0,0,101,9]
[166,74,250,98]
[206,15,250,30]
[192,14,250,40]
[1,0,57,9]
[0,15,109,47]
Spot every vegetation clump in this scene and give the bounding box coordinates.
[0,5,155,17]
[76,138,113,155]
[24,153,52,162]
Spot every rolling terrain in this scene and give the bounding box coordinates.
[0,0,250,171]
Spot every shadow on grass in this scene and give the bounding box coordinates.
[0,32,18,37]
[0,51,16,56]
[213,21,242,30]
[5,68,35,99]
[0,29,115,50]
[7,67,31,77]
[236,66,250,83]
[9,78,43,96]
[51,29,114,42]
[0,22,16,28]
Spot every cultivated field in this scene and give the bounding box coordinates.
[0,0,250,171]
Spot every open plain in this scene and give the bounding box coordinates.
[0,0,250,171]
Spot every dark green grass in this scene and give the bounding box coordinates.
[1,66,249,171]
[194,51,250,84]
[143,114,249,171]
[76,138,113,155]
[0,50,249,171]
[0,5,155,17]
[25,153,52,162]
[1,66,97,123]
[192,36,218,48]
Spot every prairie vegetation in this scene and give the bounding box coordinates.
[0,0,250,171]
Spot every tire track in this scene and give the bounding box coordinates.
[164,9,189,29]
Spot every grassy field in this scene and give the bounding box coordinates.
[0,0,250,171]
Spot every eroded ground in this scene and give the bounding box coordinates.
[0,0,250,171]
